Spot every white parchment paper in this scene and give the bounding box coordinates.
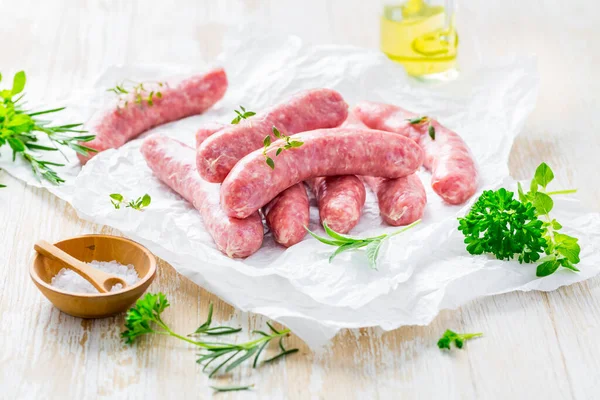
[3,32,600,348]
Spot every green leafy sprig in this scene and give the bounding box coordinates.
[122,293,299,379]
[458,162,579,277]
[437,330,482,350]
[110,193,151,210]
[107,80,166,109]
[0,71,94,185]
[262,126,304,170]
[306,220,421,269]
[406,115,435,140]
[517,163,580,276]
[231,105,256,124]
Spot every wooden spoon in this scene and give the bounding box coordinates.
[34,240,127,294]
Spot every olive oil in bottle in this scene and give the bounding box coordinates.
[380,0,458,79]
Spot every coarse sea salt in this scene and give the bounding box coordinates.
[50,260,140,294]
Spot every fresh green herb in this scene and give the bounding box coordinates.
[107,80,166,109]
[437,329,482,350]
[231,105,256,124]
[458,162,580,277]
[210,384,254,393]
[0,71,94,185]
[190,303,242,336]
[306,220,421,269]
[406,115,435,140]
[406,116,429,124]
[262,126,304,169]
[110,193,151,210]
[428,124,436,140]
[122,293,299,379]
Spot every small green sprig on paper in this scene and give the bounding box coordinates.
[109,193,151,210]
[231,105,256,124]
[0,71,94,185]
[107,80,166,109]
[306,220,421,269]
[262,126,304,169]
[122,293,298,381]
[437,330,482,350]
[458,162,580,277]
[406,115,435,140]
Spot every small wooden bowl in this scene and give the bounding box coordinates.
[30,234,157,318]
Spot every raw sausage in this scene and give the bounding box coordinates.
[194,123,310,248]
[306,176,365,234]
[195,122,226,148]
[354,101,478,205]
[196,88,348,183]
[362,175,426,226]
[140,135,263,258]
[342,110,426,225]
[80,68,228,164]
[221,128,424,218]
[263,183,310,247]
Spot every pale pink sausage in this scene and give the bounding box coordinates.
[196,89,349,183]
[306,176,365,234]
[140,135,263,258]
[354,102,478,205]
[80,68,228,164]
[263,183,310,247]
[195,123,310,248]
[195,122,226,148]
[342,110,427,225]
[362,175,426,226]
[221,128,424,219]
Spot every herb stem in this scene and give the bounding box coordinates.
[388,220,421,237]
[546,189,577,196]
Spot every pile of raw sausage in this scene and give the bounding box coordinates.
[85,68,479,258]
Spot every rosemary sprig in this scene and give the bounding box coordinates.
[406,115,435,140]
[197,321,298,378]
[231,105,256,124]
[307,220,421,269]
[262,126,304,169]
[107,80,166,108]
[0,71,93,185]
[211,384,254,393]
[122,293,299,379]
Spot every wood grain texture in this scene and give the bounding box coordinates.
[1,0,599,399]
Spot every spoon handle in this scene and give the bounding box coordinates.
[34,240,116,293]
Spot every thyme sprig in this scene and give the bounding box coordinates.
[107,80,166,109]
[262,126,304,169]
[406,115,435,140]
[231,105,256,124]
[109,193,151,210]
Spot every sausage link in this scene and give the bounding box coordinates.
[195,122,226,148]
[140,135,263,258]
[195,123,311,248]
[342,110,426,226]
[263,183,310,247]
[221,128,424,218]
[354,102,478,205]
[362,175,426,226]
[196,89,348,183]
[306,176,365,234]
[80,68,228,164]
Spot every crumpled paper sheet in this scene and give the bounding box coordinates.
[3,32,600,348]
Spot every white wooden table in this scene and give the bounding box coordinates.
[1,1,599,398]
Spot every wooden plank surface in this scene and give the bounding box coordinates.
[1,0,599,398]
